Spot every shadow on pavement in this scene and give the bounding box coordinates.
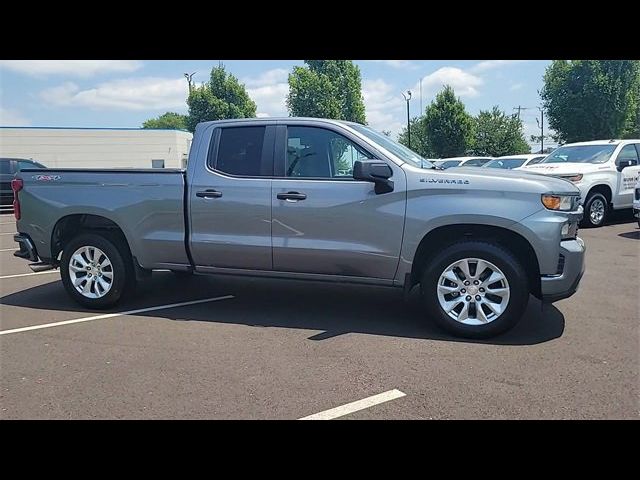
[618,230,640,240]
[0,272,564,346]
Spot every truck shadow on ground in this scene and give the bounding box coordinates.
[617,230,640,240]
[1,273,564,346]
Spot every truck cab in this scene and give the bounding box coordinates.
[521,140,640,227]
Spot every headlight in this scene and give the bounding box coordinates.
[542,194,574,211]
[561,174,583,182]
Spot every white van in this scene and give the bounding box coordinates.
[521,140,640,227]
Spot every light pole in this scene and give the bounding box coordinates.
[402,90,412,148]
[184,72,196,93]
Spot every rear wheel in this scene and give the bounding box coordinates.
[60,233,131,309]
[420,241,529,339]
[582,192,608,228]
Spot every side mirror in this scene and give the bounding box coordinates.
[617,159,637,171]
[353,160,394,194]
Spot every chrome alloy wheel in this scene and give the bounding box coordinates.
[436,258,510,325]
[68,246,114,299]
[589,198,605,225]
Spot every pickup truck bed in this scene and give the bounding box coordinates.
[17,168,190,269]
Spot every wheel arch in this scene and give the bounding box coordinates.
[410,223,542,299]
[51,214,133,265]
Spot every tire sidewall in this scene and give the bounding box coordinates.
[583,193,608,228]
[60,233,127,309]
[421,241,529,339]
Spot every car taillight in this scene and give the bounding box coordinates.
[11,178,23,220]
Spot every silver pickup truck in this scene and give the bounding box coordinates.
[12,118,585,338]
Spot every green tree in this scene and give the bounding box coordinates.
[422,86,474,157]
[398,116,432,157]
[540,60,640,143]
[472,106,530,156]
[186,65,257,132]
[142,112,188,130]
[287,60,366,123]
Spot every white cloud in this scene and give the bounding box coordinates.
[0,106,30,126]
[370,60,419,70]
[470,60,525,73]
[243,68,290,117]
[416,67,483,99]
[510,82,524,91]
[39,77,188,111]
[243,68,289,88]
[0,60,142,78]
[362,79,405,136]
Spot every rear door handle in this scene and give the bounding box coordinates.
[277,191,307,201]
[196,189,223,199]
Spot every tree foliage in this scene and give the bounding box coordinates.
[541,60,640,143]
[185,65,256,132]
[472,106,530,156]
[287,60,366,123]
[142,112,188,130]
[422,86,474,157]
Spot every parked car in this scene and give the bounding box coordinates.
[433,157,493,169]
[521,140,640,227]
[633,178,640,228]
[1,158,47,207]
[483,154,547,170]
[13,118,585,339]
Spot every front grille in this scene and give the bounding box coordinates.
[556,254,565,275]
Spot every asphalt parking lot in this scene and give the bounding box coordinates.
[0,212,638,419]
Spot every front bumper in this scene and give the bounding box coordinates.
[541,237,585,302]
[634,208,639,219]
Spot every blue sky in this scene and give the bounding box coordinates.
[0,60,553,147]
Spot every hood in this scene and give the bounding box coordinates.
[520,162,603,175]
[429,165,580,194]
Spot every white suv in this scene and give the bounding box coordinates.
[521,139,640,227]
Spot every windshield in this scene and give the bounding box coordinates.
[542,145,616,164]
[484,158,526,169]
[349,123,434,168]
[440,160,462,169]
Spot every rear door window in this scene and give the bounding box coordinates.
[213,126,269,176]
[0,161,12,174]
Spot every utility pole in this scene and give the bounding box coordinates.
[513,105,532,120]
[419,78,423,115]
[184,72,196,93]
[535,107,545,153]
[402,90,412,148]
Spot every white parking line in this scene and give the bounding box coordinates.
[0,295,234,336]
[0,222,15,225]
[1,248,17,252]
[299,389,406,420]
[0,271,58,280]
[0,232,17,236]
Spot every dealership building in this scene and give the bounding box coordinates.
[0,127,193,169]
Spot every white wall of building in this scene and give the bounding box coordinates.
[0,127,193,169]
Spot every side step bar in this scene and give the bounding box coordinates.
[29,262,56,273]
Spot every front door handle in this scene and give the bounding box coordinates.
[277,191,307,201]
[196,189,223,199]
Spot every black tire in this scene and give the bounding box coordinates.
[420,241,530,339]
[60,233,131,309]
[581,192,608,228]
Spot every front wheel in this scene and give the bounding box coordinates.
[420,241,530,339]
[582,192,608,228]
[60,233,130,309]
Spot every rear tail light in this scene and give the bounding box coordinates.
[11,178,23,220]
